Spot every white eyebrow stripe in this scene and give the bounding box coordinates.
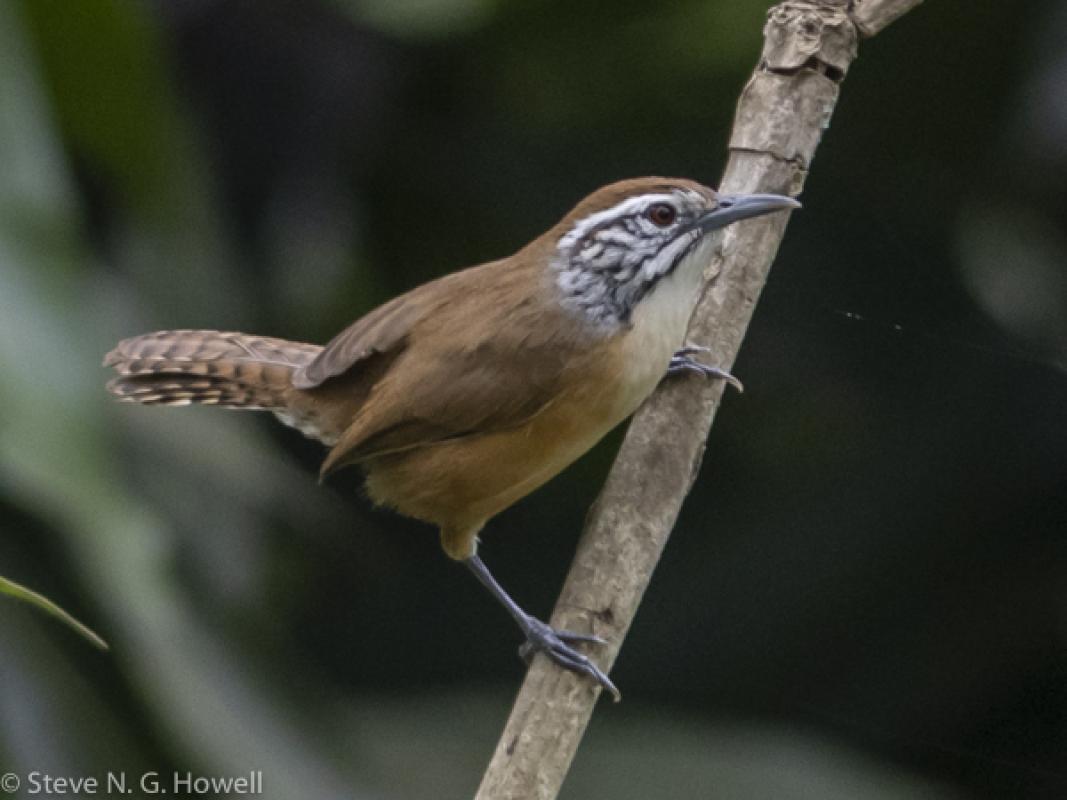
[558,193,677,251]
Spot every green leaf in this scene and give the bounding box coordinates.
[0,574,109,651]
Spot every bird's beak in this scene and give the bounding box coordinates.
[694,193,801,233]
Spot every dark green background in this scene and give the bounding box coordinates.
[1,1,1064,798]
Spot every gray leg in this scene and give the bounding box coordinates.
[464,554,620,701]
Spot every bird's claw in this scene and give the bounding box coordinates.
[517,615,620,702]
[668,345,743,392]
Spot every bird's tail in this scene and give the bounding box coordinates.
[104,330,322,412]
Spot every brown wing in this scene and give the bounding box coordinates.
[314,256,592,477]
[292,290,424,390]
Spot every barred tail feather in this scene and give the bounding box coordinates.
[104,329,321,411]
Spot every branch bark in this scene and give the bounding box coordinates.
[475,2,925,798]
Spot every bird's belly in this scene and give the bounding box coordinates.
[364,383,630,536]
[368,346,680,548]
[365,267,702,556]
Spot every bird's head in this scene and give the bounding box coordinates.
[550,177,798,326]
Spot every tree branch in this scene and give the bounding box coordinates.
[475,2,925,798]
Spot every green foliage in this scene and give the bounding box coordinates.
[0,575,108,650]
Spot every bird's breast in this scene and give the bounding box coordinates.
[611,262,704,411]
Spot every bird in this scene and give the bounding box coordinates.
[104,177,798,699]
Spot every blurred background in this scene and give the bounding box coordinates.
[1,1,1065,797]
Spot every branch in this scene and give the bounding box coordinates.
[853,0,925,37]
[475,2,925,798]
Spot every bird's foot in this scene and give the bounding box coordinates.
[516,614,620,701]
[668,345,743,392]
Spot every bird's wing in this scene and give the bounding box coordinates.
[292,289,425,390]
[312,260,590,477]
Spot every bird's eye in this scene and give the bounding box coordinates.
[647,203,677,227]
